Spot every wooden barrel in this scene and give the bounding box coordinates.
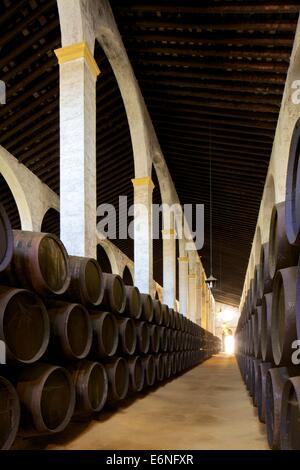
[100,273,126,315]
[265,366,300,449]
[257,362,273,424]
[261,292,273,362]
[90,311,118,358]
[135,321,150,354]
[271,267,297,365]
[252,358,262,407]
[141,355,156,387]
[253,306,262,358]
[161,304,170,327]
[104,357,129,401]
[285,116,300,246]
[149,324,160,353]
[117,317,137,356]
[0,376,20,450]
[124,286,142,319]
[268,203,299,279]
[152,299,163,325]
[16,363,75,435]
[154,354,164,381]
[127,356,144,392]
[253,264,262,307]
[47,301,92,361]
[0,286,49,364]
[171,353,177,376]
[68,360,108,415]
[159,326,168,352]
[258,243,273,297]
[169,308,176,329]
[0,204,13,273]
[140,293,153,322]
[63,256,104,306]
[280,376,300,450]
[163,353,172,379]
[174,311,181,330]
[3,230,70,296]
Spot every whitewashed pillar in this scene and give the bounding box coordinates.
[178,256,189,315]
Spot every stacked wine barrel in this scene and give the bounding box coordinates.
[236,120,300,451]
[0,204,220,450]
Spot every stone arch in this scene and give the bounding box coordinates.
[96,241,119,274]
[253,225,262,266]
[0,173,21,229]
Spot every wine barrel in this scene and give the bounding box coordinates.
[258,243,273,297]
[169,308,176,329]
[0,286,49,364]
[3,230,70,296]
[0,204,13,273]
[163,353,172,379]
[90,311,118,358]
[280,376,300,450]
[253,306,262,358]
[149,324,160,353]
[16,363,75,435]
[154,354,164,381]
[47,301,92,361]
[152,299,163,325]
[140,293,153,322]
[265,366,300,449]
[127,356,144,392]
[124,286,142,320]
[141,355,156,387]
[159,327,168,352]
[252,358,262,407]
[171,353,177,376]
[253,264,262,307]
[0,376,20,450]
[100,273,126,315]
[104,357,129,401]
[268,203,298,279]
[257,362,273,424]
[63,256,104,306]
[174,311,181,331]
[285,116,300,246]
[117,317,137,356]
[68,360,108,415]
[161,304,170,327]
[135,321,150,354]
[261,293,273,362]
[271,267,297,365]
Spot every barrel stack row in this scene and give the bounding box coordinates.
[0,204,221,450]
[236,120,300,451]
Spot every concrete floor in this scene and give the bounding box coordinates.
[16,354,268,450]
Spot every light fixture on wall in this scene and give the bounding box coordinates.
[205,127,217,291]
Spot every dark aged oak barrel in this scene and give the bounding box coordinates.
[0,376,20,450]
[268,203,299,280]
[116,317,137,356]
[280,376,300,450]
[169,308,176,329]
[124,286,142,320]
[100,273,126,315]
[257,362,273,424]
[140,293,153,322]
[261,292,273,362]
[285,117,300,246]
[141,355,156,387]
[63,256,104,306]
[174,311,181,330]
[0,204,13,273]
[154,354,164,381]
[3,230,70,296]
[163,352,172,379]
[67,360,108,415]
[149,324,160,354]
[265,366,300,450]
[252,266,261,308]
[46,301,92,361]
[104,357,129,401]
[0,286,49,364]
[90,311,118,358]
[127,356,144,393]
[171,353,177,376]
[252,358,262,407]
[271,267,297,366]
[16,363,75,435]
[258,243,273,297]
[159,326,168,352]
[152,299,163,325]
[135,321,150,354]
[161,304,170,327]
[253,306,262,358]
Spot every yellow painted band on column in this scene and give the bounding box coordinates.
[54,42,101,79]
[178,256,188,262]
[131,176,155,189]
[161,229,176,236]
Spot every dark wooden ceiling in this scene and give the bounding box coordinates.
[0,0,299,305]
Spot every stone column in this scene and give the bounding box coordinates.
[178,256,189,315]
[162,228,176,308]
[195,261,202,326]
[131,176,154,295]
[55,42,100,258]
[188,273,197,322]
